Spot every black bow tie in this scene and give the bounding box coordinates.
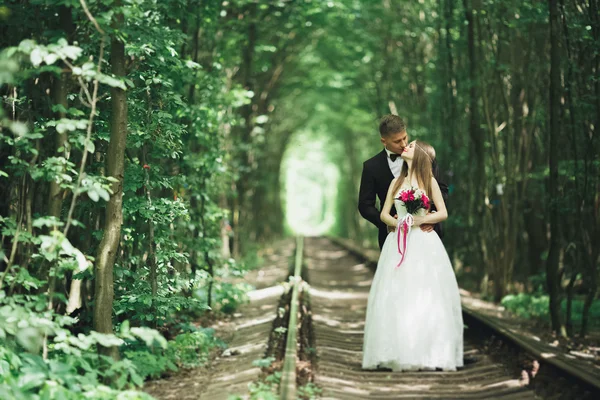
[389,153,401,162]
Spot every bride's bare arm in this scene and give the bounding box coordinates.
[413,178,448,226]
[380,178,399,227]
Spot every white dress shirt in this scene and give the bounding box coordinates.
[385,148,403,178]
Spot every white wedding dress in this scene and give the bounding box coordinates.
[362,196,464,371]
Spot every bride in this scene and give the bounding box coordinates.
[362,140,463,372]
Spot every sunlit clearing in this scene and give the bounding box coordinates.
[282,131,339,236]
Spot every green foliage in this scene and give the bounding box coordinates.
[0,292,162,399]
[1,0,597,397]
[501,293,551,320]
[297,382,322,400]
[115,292,207,326]
[1,0,305,398]
[120,325,224,381]
[228,356,282,400]
[273,327,287,335]
[0,288,223,398]
[122,349,177,381]
[165,329,225,369]
[251,357,275,368]
[208,281,251,315]
[501,293,600,328]
[245,372,281,400]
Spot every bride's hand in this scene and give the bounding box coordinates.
[412,215,425,226]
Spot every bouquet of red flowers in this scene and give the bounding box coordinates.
[397,187,430,214]
[395,187,431,268]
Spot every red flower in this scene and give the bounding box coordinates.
[422,194,430,209]
[143,164,150,170]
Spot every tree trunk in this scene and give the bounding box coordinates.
[199,177,214,308]
[234,4,256,256]
[462,0,488,292]
[580,0,600,339]
[444,0,457,156]
[51,6,82,314]
[142,146,157,298]
[220,193,231,258]
[523,202,547,278]
[565,267,576,336]
[48,74,68,220]
[546,0,565,336]
[93,13,128,360]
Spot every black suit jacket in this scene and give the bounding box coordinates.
[358,149,449,249]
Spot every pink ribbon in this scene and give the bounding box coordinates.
[396,214,414,268]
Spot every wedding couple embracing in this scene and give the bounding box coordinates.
[358,114,464,372]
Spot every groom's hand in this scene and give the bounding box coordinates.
[387,214,398,233]
[420,224,435,233]
[420,210,435,232]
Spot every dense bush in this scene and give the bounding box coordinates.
[0,1,253,398]
[502,293,600,329]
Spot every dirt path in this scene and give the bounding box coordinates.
[306,237,536,399]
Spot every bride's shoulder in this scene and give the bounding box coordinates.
[430,176,440,189]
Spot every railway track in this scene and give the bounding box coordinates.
[156,236,600,399]
[311,236,600,400]
[306,237,536,399]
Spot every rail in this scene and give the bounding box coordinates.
[279,236,304,399]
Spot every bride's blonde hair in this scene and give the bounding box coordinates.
[392,140,435,205]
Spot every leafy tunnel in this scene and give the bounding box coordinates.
[1,0,599,398]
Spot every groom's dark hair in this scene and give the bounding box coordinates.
[379,114,406,137]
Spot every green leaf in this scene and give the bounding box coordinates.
[116,371,128,389]
[70,219,86,228]
[60,44,83,60]
[88,189,99,202]
[130,327,167,349]
[120,320,130,336]
[84,138,95,154]
[90,332,124,348]
[98,73,127,90]
[51,104,69,114]
[30,48,44,67]
[16,327,44,353]
[131,371,144,387]
[32,216,64,229]
[10,121,28,136]
[44,53,59,65]
[99,187,110,202]
[18,370,46,391]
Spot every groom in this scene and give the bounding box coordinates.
[358,115,449,249]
